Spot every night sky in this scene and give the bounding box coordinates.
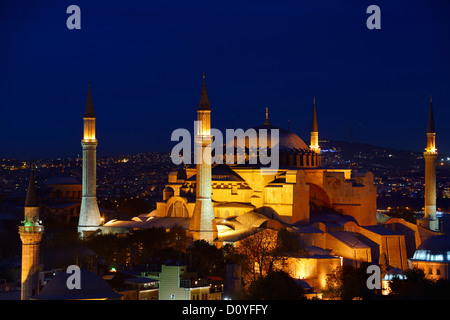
[1,0,449,159]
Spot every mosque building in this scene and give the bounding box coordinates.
[18,76,448,299]
[101,76,445,293]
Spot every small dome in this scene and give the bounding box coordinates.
[163,186,174,193]
[32,269,122,300]
[411,235,450,262]
[163,186,175,200]
[383,267,406,281]
[235,211,268,227]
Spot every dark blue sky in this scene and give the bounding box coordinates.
[1,0,449,159]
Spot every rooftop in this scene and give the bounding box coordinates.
[32,269,122,300]
[411,235,450,262]
[328,231,371,249]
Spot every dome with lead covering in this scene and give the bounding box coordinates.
[232,123,308,151]
[32,269,122,300]
[411,235,450,262]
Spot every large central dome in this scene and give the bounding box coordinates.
[225,110,320,168]
[250,123,308,150]
[230,122,308,151]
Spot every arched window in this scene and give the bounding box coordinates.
[174,201,183,217]
[167,200,187,218]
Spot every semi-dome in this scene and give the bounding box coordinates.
[411,235,450,262]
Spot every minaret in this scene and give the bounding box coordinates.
[189,74,217,242]
[263,107,270,125]
[19,169,44,300]
[310,97,320,153]
[78,83,101,238]
[423,95,439,231]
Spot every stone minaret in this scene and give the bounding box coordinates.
[78,83,101,238]
[19,170,44,300]
[189,74,217,242]
[423,95,439,231]
[263,107,270,125]
[310,97,320,154]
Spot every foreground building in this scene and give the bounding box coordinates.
[31,269,122,300]
[150,263,222,300]
[409,235,450,281]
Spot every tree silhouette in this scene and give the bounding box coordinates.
[247,270,305,300]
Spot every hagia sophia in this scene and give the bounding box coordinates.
[17,75,450,299]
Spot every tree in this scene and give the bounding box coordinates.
[188,240,225,278]
[247,270,305,300]
[324,266,343,299]
[388,267,450,299]
[131,226,168,264]
[236,229,284,284]
[324,263,377,300]
[379,253,389,279]
[85,233,130,268]
[387,207,416,224]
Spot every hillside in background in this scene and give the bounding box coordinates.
[320,139,450,211]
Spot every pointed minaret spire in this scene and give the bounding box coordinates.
[19,168,44,300]
[198,73,210,110]
[25,168,38,208]
[190,73,217,242]
[311,97,318,133]
[421,94,439,231]
[310,97,320,155]
[427,94,435,133]
[263,107,271,125]
[84,82,96,118]
[78,83,101,238]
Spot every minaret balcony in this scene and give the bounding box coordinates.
[424,150,438,156]
[19,225,44,234]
